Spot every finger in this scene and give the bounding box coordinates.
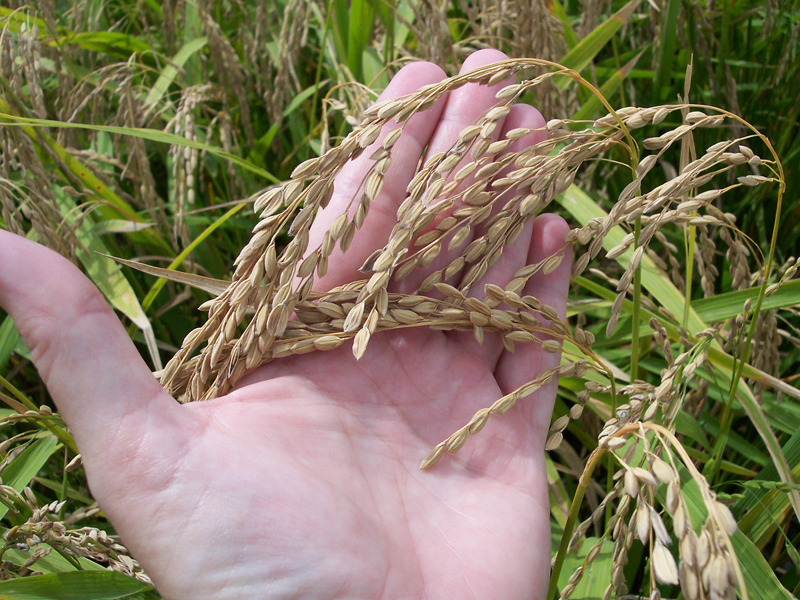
[493,214,572,445]
[441,104,548,367]
[0,230,183,462]
[308,61,447,290]
[392,49,520,295]
[463,103,548,293]
[421,49,513,161]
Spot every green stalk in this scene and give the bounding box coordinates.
[0,375,79,454]
[605,453,615,527]
[684,225,696,329]
[380,0,396,66]
[630,217,643,381]
[59,448,69,520]
[605,361,619,528]
[706,174,785,485]
[610,364,619,524]
[0,374,38,412]
[547,446,607,600]
[309,0,334,136]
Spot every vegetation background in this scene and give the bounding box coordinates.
[0,0,799,598]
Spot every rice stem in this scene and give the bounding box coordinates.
[630,217,642,381]
[547,445,606,600]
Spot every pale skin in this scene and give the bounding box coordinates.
[0,50,571,599]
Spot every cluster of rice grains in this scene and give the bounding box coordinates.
[0,408,149,583]
[563,418,745,600]
[157,59,782,599]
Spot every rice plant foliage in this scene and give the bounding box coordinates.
[0,1,799,599]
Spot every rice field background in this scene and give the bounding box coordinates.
[1,0,800,598]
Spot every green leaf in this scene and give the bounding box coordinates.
[392,0,415,50]
[2,548,105,576]
[736,427,800,547]
[0,437,60,521]
[0,8,48,34]
[739,427,800,512]
[0,110,279,185]
[347,0,375,82]
[55,32,152,55]
[701,419,769,467]
[555,0,640,90]
[681,446,758,478]
[675,469,796,600]
[363,47,390,90]
[0,317,20,373]
[0,571,151,599]
[33,478,94,506]
[144,36,208,108]
[138,203,247,312]
[330,0,350,63]
[181,0,203,86]
[11,337,29,362]
[739,484,794,548]
[571,50,645,122]
[556,537,614,598]
[547,0,579,49]
[653,0,681,98]
[693,280,800,322]
[92,220,155,236]
[283,81,328,119]
[675,410,712,452]
[51,187,162,371]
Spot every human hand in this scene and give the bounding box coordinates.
[0,49,571,600]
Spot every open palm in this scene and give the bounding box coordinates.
[0,50,571,600]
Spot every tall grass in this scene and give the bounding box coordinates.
[1,0,799,598]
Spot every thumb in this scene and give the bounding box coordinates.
[0,229,182,467]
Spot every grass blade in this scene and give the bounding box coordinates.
[556,537,614,597]
[653,0,681,99]
[55,32,152,55]
[547,0,579,49]
[556,0,640,90]
[144,36,208,109]
[0,317,20,373]
[347,0,375,82]
[693,280,800,322]
[50,187,162,370]
[106,256,229,296]
[0,436,60,521]
[0,112,279,185]
[139,203,247,312]
[571,50,645,122]
[0,571,152,599]
[2,547,106,576]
